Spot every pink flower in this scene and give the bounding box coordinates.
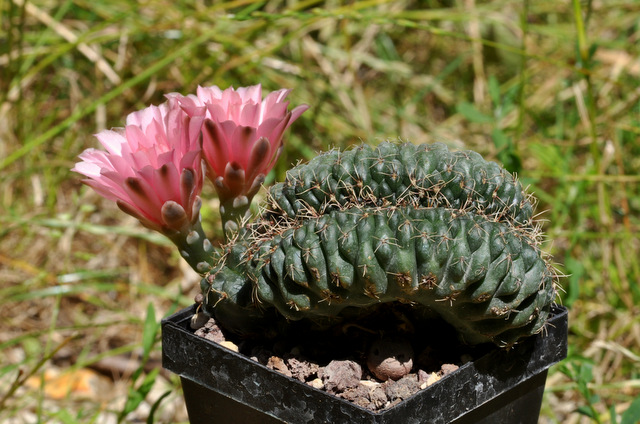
[72,98,205,233]
[177,84,308,202]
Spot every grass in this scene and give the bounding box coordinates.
[1,0,639,422]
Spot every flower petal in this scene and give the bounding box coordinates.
[201,120,231,177]
[95,130,126,155]
[229,125,257,170]
[223,161,246,199]
[289,104,309,124]
[123,176,164,222]
[180,168,198,213]
[240,102,261,127]
[245,137,271,184]
[147,163,181,206]
[197,85,223,104]
[237,84,262,104]
[116,200,157,229]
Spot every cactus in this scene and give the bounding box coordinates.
[201,142,556,347]
[266,142,533,227]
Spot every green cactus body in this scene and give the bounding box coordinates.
[202,142,556,347]
[267,142,534,227]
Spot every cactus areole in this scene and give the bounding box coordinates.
[201,142,557,348]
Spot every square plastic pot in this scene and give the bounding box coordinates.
[162,305,567,424]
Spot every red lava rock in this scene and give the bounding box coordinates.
[319,360,362,394]
[417,369,430,384]
[384,374,420,402]
[441,363,459,376]
[194,319,226,343]
[267,356,292,378]
[367,337,414,381]
[369,386,388,410]
[339,385,371,408]
[286,356,319,382]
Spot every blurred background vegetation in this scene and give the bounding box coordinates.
[1,0,639,422]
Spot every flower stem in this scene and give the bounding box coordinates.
[167,220,214,274]
[219,196,251,242]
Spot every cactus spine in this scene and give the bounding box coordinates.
[201,142,557,347]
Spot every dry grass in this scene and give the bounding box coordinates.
[1,0,639,422]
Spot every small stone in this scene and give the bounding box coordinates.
[194,319,225,343]
[267,356,292,378]
[308,378,324,389]
[424,372,440,387]
[352,396,371,409]
[220,341,239,352]
[286,356,319,382]
[369,386,388,410]
[320,360,362,394]
[360,380,380,389]
[367,337,414,381]
[340,385,371,408]
[441,363,459,376]
[384,374,420,401]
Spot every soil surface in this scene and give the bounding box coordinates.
[194,304,492,412]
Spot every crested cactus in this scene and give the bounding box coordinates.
[201,142,557,348]
[267,142,533,227]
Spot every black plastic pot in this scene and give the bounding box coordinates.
[162,305,567,424]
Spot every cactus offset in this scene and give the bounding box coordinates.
[201,142,556,347]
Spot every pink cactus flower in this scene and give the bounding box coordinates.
[176,84,308,203]
[72,98,205,233]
